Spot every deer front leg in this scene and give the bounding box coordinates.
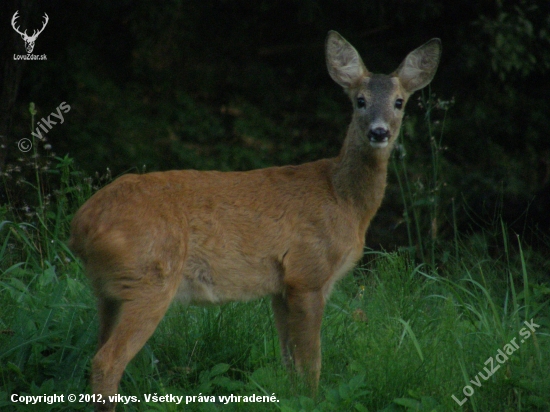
[273,288,325,394]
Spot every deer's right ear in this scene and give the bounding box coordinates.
[326,31,369,89]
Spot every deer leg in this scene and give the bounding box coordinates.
[97,297,122,348]
[281,288,325,394]
[271,293,292,368]
[91,290,175,412]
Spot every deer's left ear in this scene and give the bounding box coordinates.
[395,39,441,93]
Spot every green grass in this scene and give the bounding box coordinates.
[1,104,549,411]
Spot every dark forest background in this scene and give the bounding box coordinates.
[2,0,550,252]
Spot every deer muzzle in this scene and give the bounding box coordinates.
[368,127,390,148]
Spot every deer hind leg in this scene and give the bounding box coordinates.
[91,286,176,412]
[273,288,325,394]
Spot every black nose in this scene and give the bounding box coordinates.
[368,127,390,142]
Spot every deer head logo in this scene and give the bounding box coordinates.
[11,10,49,54]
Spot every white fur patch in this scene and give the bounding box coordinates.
[369,140,389,148]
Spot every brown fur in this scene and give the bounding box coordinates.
[70,31,440,411]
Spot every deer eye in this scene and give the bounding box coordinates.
[357,97,366,109]
[395,99,404,109]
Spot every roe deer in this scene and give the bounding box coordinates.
[70,31,440,411]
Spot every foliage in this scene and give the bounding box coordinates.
[475,2,550,81]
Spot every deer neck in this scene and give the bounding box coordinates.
[331,125,394,232]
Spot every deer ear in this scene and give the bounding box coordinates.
[395,38,441,93]
[326,31,369,89]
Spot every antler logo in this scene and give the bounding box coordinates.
[11,10,49,54]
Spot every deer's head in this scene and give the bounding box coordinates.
[326,31,441,151]
[11,11,49,54]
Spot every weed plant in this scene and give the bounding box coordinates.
[0,104,548,411]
